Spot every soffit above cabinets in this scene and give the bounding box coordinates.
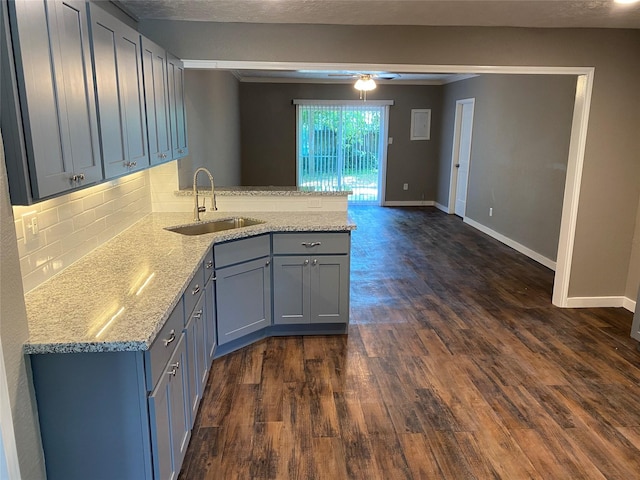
[113,0,640,29]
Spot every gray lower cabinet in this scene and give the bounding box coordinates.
[273,233,350,325]
[215,235,272,345]
[205,274,217,363]
[30,297,191,480]
[5,0,102,202]
[89,3,149,178]
[185,293,207,423]
[216,256,272,344]
[149,332,191,480]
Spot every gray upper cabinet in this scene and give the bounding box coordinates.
[167,52,188,159]
[6,0,102,201]
[89,3,148,178]
[141,36,172,165]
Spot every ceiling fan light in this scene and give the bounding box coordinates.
[354,76,376,91]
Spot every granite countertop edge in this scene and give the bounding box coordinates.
[175,187,352,197]
[23,211,356,355]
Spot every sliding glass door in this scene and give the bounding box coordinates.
[296,101,389,204]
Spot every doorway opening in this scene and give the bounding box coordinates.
[295,100,391,204]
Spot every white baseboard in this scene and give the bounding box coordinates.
[435,202,449,213]
[624,297,637,313]
[383,200,435,207]
[463,217,557,271]
[566,295,636,313]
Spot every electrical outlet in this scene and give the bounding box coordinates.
[22,211,39,245]
[403,183,409,190]
[388,137,394,145]
[489,207,493,217]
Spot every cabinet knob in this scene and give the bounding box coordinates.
[178,149,184,154]
[312,259,318,266]
[265,260,270,267]
[193,309,203,319]
[78,173,85,181]
[206,260,213,269]
[192,285,200,295]
[167,361,180,376]
[163,329,176,347]
[304,259,309,265]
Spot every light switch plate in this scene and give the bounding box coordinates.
[22,211,39,245]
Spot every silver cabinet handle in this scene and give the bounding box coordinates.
[70,173,85,182]
[312,259,318,266]
[167,361,180,376]
[192,285,200,295]
[301,242,322,248]
[304,259,309,265]
[265,260,270,267]
[206,260,213,269]
[78,173,85,180]
[124,161,137,169]
[193,309,203,319]
[163,329,176,347]
[178,148,184,154]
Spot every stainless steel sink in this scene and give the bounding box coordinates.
[166,217,265,235]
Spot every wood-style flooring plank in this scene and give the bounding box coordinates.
[179,206,639,480]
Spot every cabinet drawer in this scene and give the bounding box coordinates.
[145,297,185,391]
[184,264,205,319]
[204,248,214,282]
[215,234,270,268]
[273,232,350,255]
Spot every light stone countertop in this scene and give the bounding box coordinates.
[23,211,356,355]
[175,186,352,196]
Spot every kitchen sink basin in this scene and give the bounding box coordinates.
[166,217,265,235]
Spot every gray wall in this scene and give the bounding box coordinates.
[0,130,46,479]
[138,21,640,300]
[180,70,241,188]
[438,74,577,261]
[239,82,441,200]
[627,197,640,300]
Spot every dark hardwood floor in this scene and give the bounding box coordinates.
[179,206,639,479]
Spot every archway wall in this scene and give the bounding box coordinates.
[139,21,640,302]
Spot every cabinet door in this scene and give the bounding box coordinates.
[141,36,171,164]
[185,295,206,425]
[149,334,191,480]
[273,256,310,325]
[205,277,217,365]
[310,255,350,324]
[10,0,102,198]
[216,257,271,345]
[167,52,188,159]
[90,4,148,178]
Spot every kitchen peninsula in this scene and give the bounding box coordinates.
[23,188,355,480]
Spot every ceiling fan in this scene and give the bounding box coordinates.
[327,72,400,100]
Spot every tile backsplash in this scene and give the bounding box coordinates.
[13,171,151,293]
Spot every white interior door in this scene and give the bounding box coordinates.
[453,99,475,217]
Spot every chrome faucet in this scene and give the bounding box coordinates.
[193,167,217,222]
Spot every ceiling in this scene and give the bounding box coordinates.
[230,70,478,85]
[113,0,639,83]
[115,0,640,29]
